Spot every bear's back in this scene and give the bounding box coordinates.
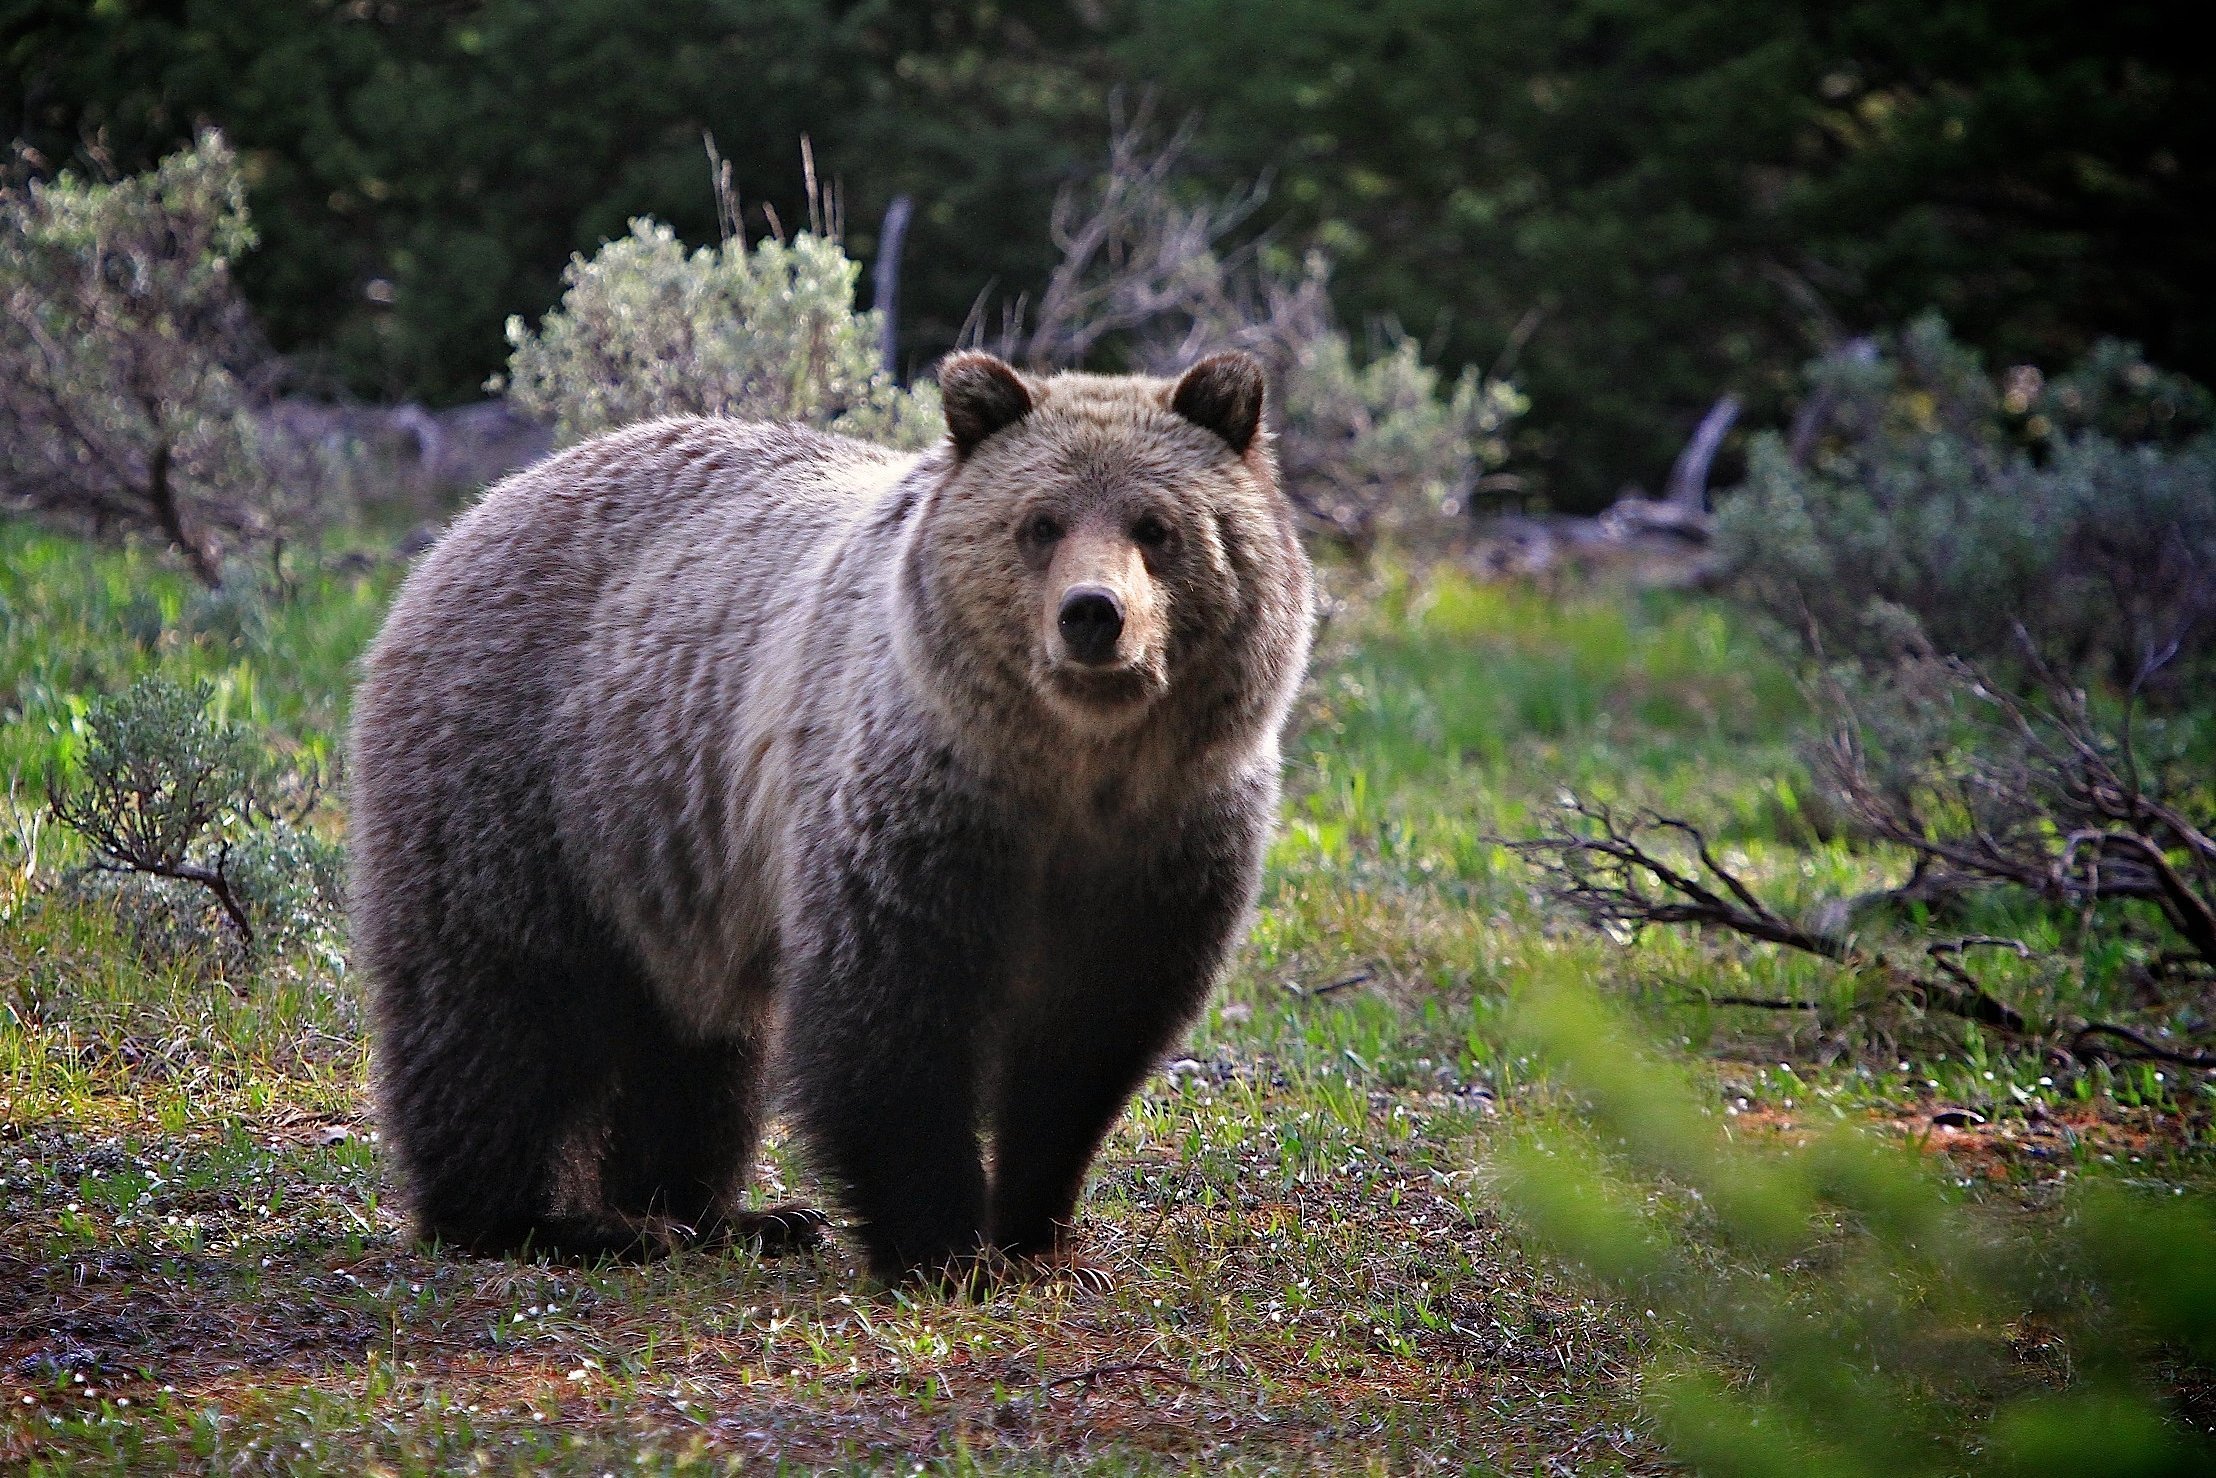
[349,418,912,1006]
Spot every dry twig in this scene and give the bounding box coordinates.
[1815,646,2216,970]
[1504,797,2071,1040]
[1043,1361,1199,1393]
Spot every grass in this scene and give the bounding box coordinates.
[2,526,2210,1472]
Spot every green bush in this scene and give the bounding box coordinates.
[0,131,345,586]
[1716,319,2216,694]
[497,218,942,449]
[45,675,340,957]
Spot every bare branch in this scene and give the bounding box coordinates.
[2069,1022,2216,1071]
[997,99,1523,553]
[1506,800,2025,1035]
[1814,654,2216,970]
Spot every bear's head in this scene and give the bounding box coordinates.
[902,351,1311,759]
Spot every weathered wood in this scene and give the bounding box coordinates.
[874,194,914,378]
[1664,394,1741,511]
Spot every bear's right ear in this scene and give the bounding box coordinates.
[938,353,1034,457]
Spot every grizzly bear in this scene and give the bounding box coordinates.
[347,350,1313,1285]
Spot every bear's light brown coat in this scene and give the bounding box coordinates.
[349,352,1312,1280]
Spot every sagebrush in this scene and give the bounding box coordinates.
[0,131,345,585]
[45,675,341,955]
[1003,108,1523,552]
[497,217,941,450]
[1717,318,2216,696]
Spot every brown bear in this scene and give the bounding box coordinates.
[347,350,1313,1284]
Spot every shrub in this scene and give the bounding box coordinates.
[496,216,942,450]
[0,131,343,586]
[1267,282,1525,549]
[45,676,339,955]
[1716,319,2216,696]
[226,818,347,960]
[1811,655,2216,977]
[1008,110,1524,554]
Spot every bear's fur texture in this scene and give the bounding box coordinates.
[348,351,1313,1283]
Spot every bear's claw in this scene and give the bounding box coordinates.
[709,1204,831,1257]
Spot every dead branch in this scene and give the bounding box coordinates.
[1918,939,2030,1033]
[1505,799,2026,1037]
[873,193,913,376]
[1043,1361,1199,1392]
[1310,968,1376,997]
[2068,1023,2216,1071]
[1503,792,2216,1067]
[1013,93,1269,373]
[1500,796,1847,957]
[1664,394,1741,512]
[47,776,255,946]
[1813,652,2216,971]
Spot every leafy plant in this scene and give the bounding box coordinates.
[1501,969,2216,1477]
[0,131,343,585]
[1717,319,2216,695]
[496,158,942,449]
[1270,296,1525,549]
[45,676,334,951]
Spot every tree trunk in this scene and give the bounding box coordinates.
[143,443,222,587]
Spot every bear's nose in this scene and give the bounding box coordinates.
[1057,586,1125,665]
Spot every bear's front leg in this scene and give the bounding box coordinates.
[989,804,1264,1265]
[780,800,1012,1287]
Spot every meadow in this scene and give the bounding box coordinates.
[1,522,2209,1473]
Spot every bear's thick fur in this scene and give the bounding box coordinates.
[348,351,1312,1283]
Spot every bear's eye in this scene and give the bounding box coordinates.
[1131,513,1173,550]
[1022,513,1064,546]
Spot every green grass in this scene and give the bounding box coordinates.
[2,533,2209,1472]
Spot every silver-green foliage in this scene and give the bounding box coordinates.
[1263,266,1525,548]
[46,676,341,956]
[1122,258,1525,553]
[1718,317,2216,691]
[497,219,943,449]
[1017,111,1525,550]
[0,131,336,585]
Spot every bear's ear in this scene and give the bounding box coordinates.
[1169,351,1266,453]
[938,352,1034,456]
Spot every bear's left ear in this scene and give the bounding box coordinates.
[1169,351,1266,453]
[939,352,1034,457]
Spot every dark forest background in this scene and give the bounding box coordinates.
[6,0,2209,511]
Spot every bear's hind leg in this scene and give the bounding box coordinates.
[377,916,698,1263]
[601,1021,755,1229]
[381,965,638,1261]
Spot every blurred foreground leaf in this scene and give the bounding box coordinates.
[1499,963,2216,1474]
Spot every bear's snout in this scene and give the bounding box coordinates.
[1057,585,1125,665]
